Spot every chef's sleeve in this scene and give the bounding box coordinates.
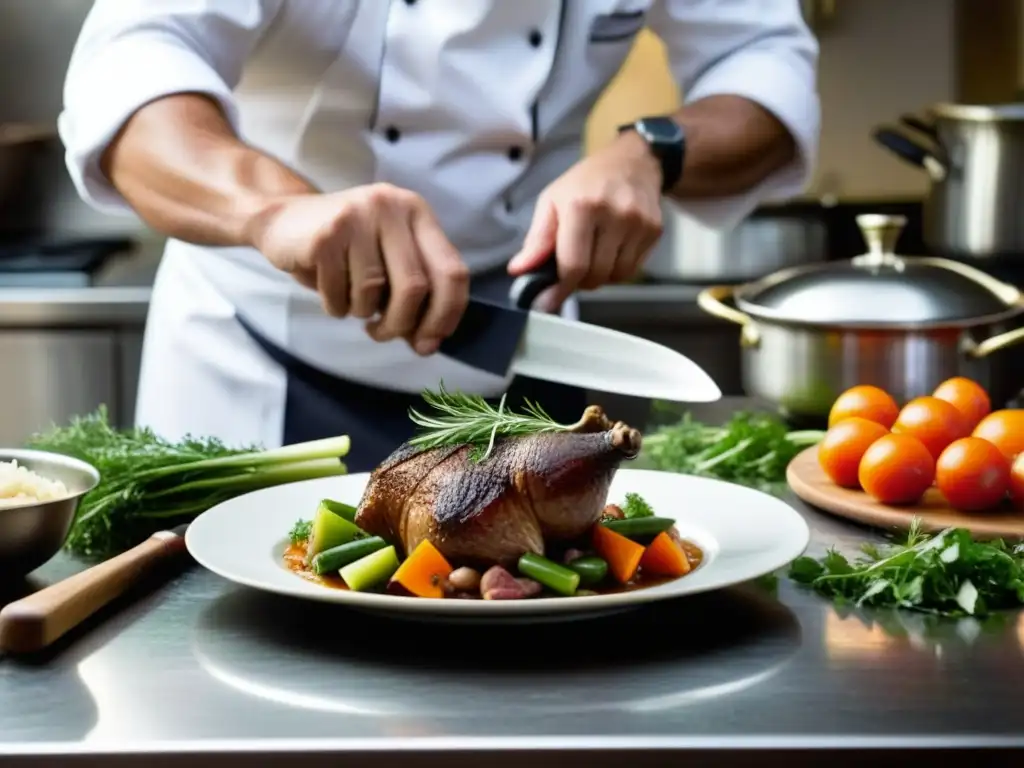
[646,0,820,229]
[59,0,282,214]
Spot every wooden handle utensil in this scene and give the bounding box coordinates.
[0,527,188,654]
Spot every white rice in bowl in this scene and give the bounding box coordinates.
[0,459,70,509]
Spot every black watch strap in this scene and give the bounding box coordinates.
[618,117,685,193]
[657,138,683,192]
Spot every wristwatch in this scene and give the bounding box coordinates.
[618,116,686,193]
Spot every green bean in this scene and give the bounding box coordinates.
[517,553,580,596]
[567,556,608,586]
[311,536,388,575]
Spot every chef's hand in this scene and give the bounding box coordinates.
[507,131,663,310]
[250,183,470,356]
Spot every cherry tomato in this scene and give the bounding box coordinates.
[932,377,991,431]
[971,409,1024,462]
[828,385,900,429]
[858,433,936,505]
[892,396,968,460]
[818,417,889,488]
[1010,453,1024,510]
[935,437,1010,512]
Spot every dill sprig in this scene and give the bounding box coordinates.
[408,383,570,461]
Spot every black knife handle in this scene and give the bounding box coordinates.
[508,259,560,310]
[377,259,561,313]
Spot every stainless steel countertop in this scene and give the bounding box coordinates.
[2,399,1023,767]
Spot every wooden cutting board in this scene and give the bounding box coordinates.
[786,446,1024,539]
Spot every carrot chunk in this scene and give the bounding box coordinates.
[592,524,645,584]
[639,531,691,578]
[391,540,453,598]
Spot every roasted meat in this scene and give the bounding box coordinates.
[354,406,641,567]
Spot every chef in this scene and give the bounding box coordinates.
[59,0,819,471]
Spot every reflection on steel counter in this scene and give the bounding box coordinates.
[191,584,800,719]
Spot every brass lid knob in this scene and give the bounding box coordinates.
[854,213,906,267]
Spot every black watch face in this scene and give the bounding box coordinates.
[636,117,683,146]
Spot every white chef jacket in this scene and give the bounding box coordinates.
[59,0,819,449]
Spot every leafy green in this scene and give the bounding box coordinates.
[27,407,351,559]
[788,519,1024,617]
[640,410,823,494]
[622,491,654,519]
[289,519,312,545]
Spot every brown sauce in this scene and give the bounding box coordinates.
[284,535,704,598]
[284,542,348,590]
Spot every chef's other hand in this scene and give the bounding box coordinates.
[507,132,663,310]
[250,183,470,356]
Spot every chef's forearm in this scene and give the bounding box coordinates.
[622,94,797,199]
[101,93,315,247]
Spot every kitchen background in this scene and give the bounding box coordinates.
[0,0,1020,443]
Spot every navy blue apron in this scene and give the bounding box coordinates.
[237,270,585,473]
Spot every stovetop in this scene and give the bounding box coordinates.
[0,236,135,287]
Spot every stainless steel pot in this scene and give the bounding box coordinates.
[874,104,1024,259]
[642,200,827,283]
[696,214,1024,419]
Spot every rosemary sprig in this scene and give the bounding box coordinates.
[407,383,570,461]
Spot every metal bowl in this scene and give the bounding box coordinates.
[0,449,100,577]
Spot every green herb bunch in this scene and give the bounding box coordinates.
[27,407,350,559]
[640,410,823,494]
[789,519,1024,617]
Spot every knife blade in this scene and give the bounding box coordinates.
[436,261,722,402]
[506,311,721,402]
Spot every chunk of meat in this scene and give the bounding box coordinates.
[355,406,641,567]
[480,566,542,600]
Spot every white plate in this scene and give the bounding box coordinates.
[185,469,809,620]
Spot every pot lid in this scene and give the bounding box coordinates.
[734,214,1021,326]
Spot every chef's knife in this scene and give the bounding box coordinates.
[434,260,722,403]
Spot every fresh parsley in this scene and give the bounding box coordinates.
[788,519,1024,617]
[289,519,312,545]
[640,409,823,495]
[622,491,655,519]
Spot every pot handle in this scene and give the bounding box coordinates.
[872,126,947,182]
[966,325,1024,359]
[898,114,939,140]
[697,286,760,346]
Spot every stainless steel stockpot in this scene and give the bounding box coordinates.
[697,214,1024,420]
